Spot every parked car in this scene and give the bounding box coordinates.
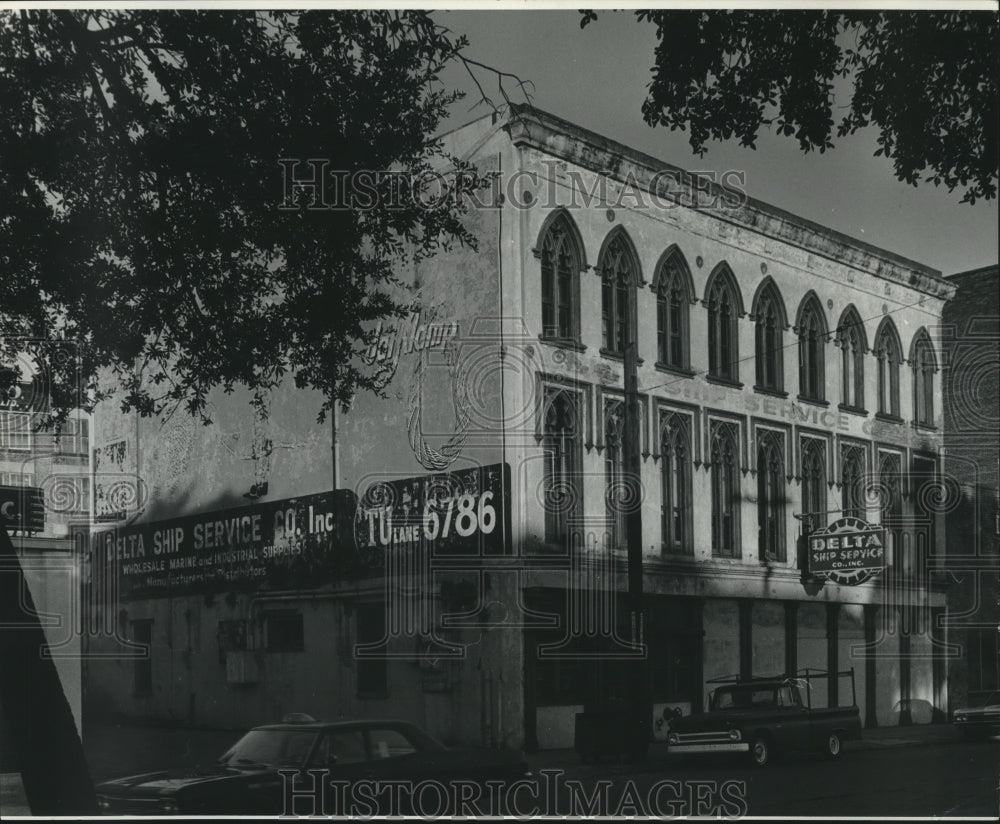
[96,716,530,815]
[952,692,1000,739]
[666,670,862,767]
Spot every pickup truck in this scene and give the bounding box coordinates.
[666,670,862,767]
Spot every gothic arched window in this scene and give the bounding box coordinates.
[800,437,827,535]
[604,400,626,549]
[655,249,692,370]
[542,388,581,545]
[757,429,786,562]
[753,280,786,392]
[599,233,639,356]
[539,213,583,342]
[874,319,903,418]
[711,422,740,556]
[706,265,742,382]
[660,412,692,554]
[797,294,827,401]
[836,306,867,410]
[911,330,937,428]
[841,443,867,521]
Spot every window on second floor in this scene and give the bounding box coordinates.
[711,422,741,557]
[541,388,581,546]
[539,213,583,342]
[911,330,937,428]
[599,233,639,356]
[56,418,90,456]
[841,444,867,521]
[836,307,867,410]
[878,451,904,573]
[797,294,827,401]
[0,411,31,451]
[660,412,692,554]
[604,400,627,550]
[800,438,827,535]
[757,429,786,562]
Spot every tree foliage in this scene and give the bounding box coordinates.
[582,10,999,204]
[0,9,486,424]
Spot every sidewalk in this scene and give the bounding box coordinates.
[522,722,967,773]
[0,722,971,817]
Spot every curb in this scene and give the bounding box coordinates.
[522,729,962,770]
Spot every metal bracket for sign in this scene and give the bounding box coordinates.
[793,507,848,533]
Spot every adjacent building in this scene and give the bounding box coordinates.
[943,265,1000,712]
[83,106,956,749]
[0,360,92,766]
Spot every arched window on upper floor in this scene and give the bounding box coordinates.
[796,292,828,402]
[835,305,868,411]
[537,211,585,343]
[598,229,641,357]
[751,278,788,393]
[653,247,694,371]
[911,329,938,428]
[874,318,903,418]
[704,264,744,383]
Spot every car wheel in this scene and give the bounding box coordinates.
[824,732,842,759]
[749,737,769,767]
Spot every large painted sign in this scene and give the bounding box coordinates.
[808,516,885,586]
[353,463,511,565]
[362,310,460,389]
[90,490,357,599]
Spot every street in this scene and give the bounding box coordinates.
[2,731,996,817]
[569,740,999,818]
[74,726,1000,818]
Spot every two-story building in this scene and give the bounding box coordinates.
[83,106,955,750]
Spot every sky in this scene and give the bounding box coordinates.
[435,9,998,277]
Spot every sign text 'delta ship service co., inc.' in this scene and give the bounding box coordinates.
[90,491,356,598]
[89,463,512,598]
[808,516,886,586]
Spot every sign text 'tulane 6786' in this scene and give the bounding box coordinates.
[353,463,511,565]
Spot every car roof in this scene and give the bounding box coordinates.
[253,719,420,732]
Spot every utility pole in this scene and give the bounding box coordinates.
[624,337,650,761]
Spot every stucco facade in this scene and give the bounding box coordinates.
[84,107,956,749]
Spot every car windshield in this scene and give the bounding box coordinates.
[979,692,1000,708]
[218,729,318,767]
[712,687,778,710]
